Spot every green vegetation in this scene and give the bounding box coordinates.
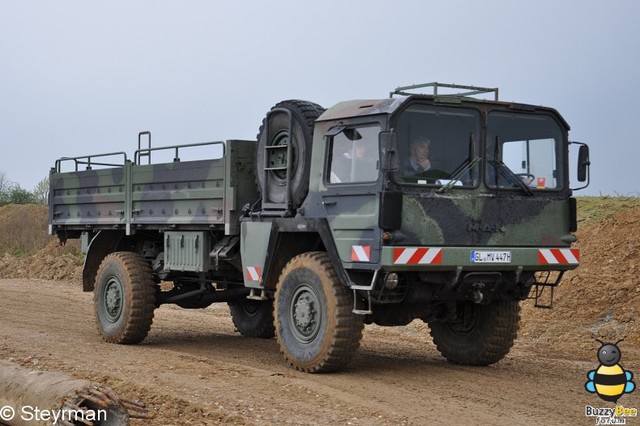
[0,171,48,206]
[577,196,640,226]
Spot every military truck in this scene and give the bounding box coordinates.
[49,82,591,373]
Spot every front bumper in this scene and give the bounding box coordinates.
[379,246,579,272]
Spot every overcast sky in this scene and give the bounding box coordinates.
[1,1,638,196]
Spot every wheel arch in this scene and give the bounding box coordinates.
[261,218,350,292]
[82,230,136,291]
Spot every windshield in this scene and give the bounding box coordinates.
[486,112,564,190]
[393,105,481,187]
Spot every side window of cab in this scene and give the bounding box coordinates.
[327,125,380,184]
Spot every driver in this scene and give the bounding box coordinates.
[403,138,448,182]
[407,138,432,173]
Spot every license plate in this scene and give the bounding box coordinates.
[470,250,512,263]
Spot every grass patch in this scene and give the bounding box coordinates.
[0,204,79,257]
[0,204,50,255]
[576,196,640,225]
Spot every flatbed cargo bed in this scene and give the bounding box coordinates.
[49,139,257,236]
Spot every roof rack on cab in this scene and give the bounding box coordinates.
[390,82,499,101]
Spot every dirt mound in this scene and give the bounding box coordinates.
[0,239,82,283]
[0,204,82,283]
[520,203,640,360]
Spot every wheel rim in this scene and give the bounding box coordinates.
[103,276,124,323]
[269,130,298,183]
[289,284,322,343]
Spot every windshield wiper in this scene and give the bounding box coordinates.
[490,159,533,196]
[437,156,481,193]
[491,135,532,196]
[438,132,479,194]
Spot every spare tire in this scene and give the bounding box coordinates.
[256,99,325,209]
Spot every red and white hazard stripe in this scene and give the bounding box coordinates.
[538,248,580,265]
[351,245,371,262]
[393,247,442,265]
[245,266,262,282]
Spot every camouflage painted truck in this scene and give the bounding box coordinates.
[49,82,591,373]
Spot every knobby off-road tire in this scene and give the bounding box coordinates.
[228,299,275,339]
[429,300,520,366]
[94,252,156,344]
[275,252,364,373]
[256,99,325,209]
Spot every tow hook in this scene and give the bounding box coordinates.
[472,282,486,304]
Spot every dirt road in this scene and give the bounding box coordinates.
[2,278,636,425]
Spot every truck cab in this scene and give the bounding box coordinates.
[290,86,583,301]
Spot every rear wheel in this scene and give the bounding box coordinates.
[228,299,275,339]
[256,99,325,209]
[429,300,520,365]
[94,252,156,344]
[275,252,363,373]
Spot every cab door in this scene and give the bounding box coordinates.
[320,123,382,265]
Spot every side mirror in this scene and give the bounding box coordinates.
[569,141,590,191]
[577,145,590,182]
[379,130,399,172]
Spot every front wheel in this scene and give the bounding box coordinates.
[94,252,156,344]
[275,252,363,373]
[429,300,520,366]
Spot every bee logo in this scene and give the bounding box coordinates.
[585,339,636,403]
